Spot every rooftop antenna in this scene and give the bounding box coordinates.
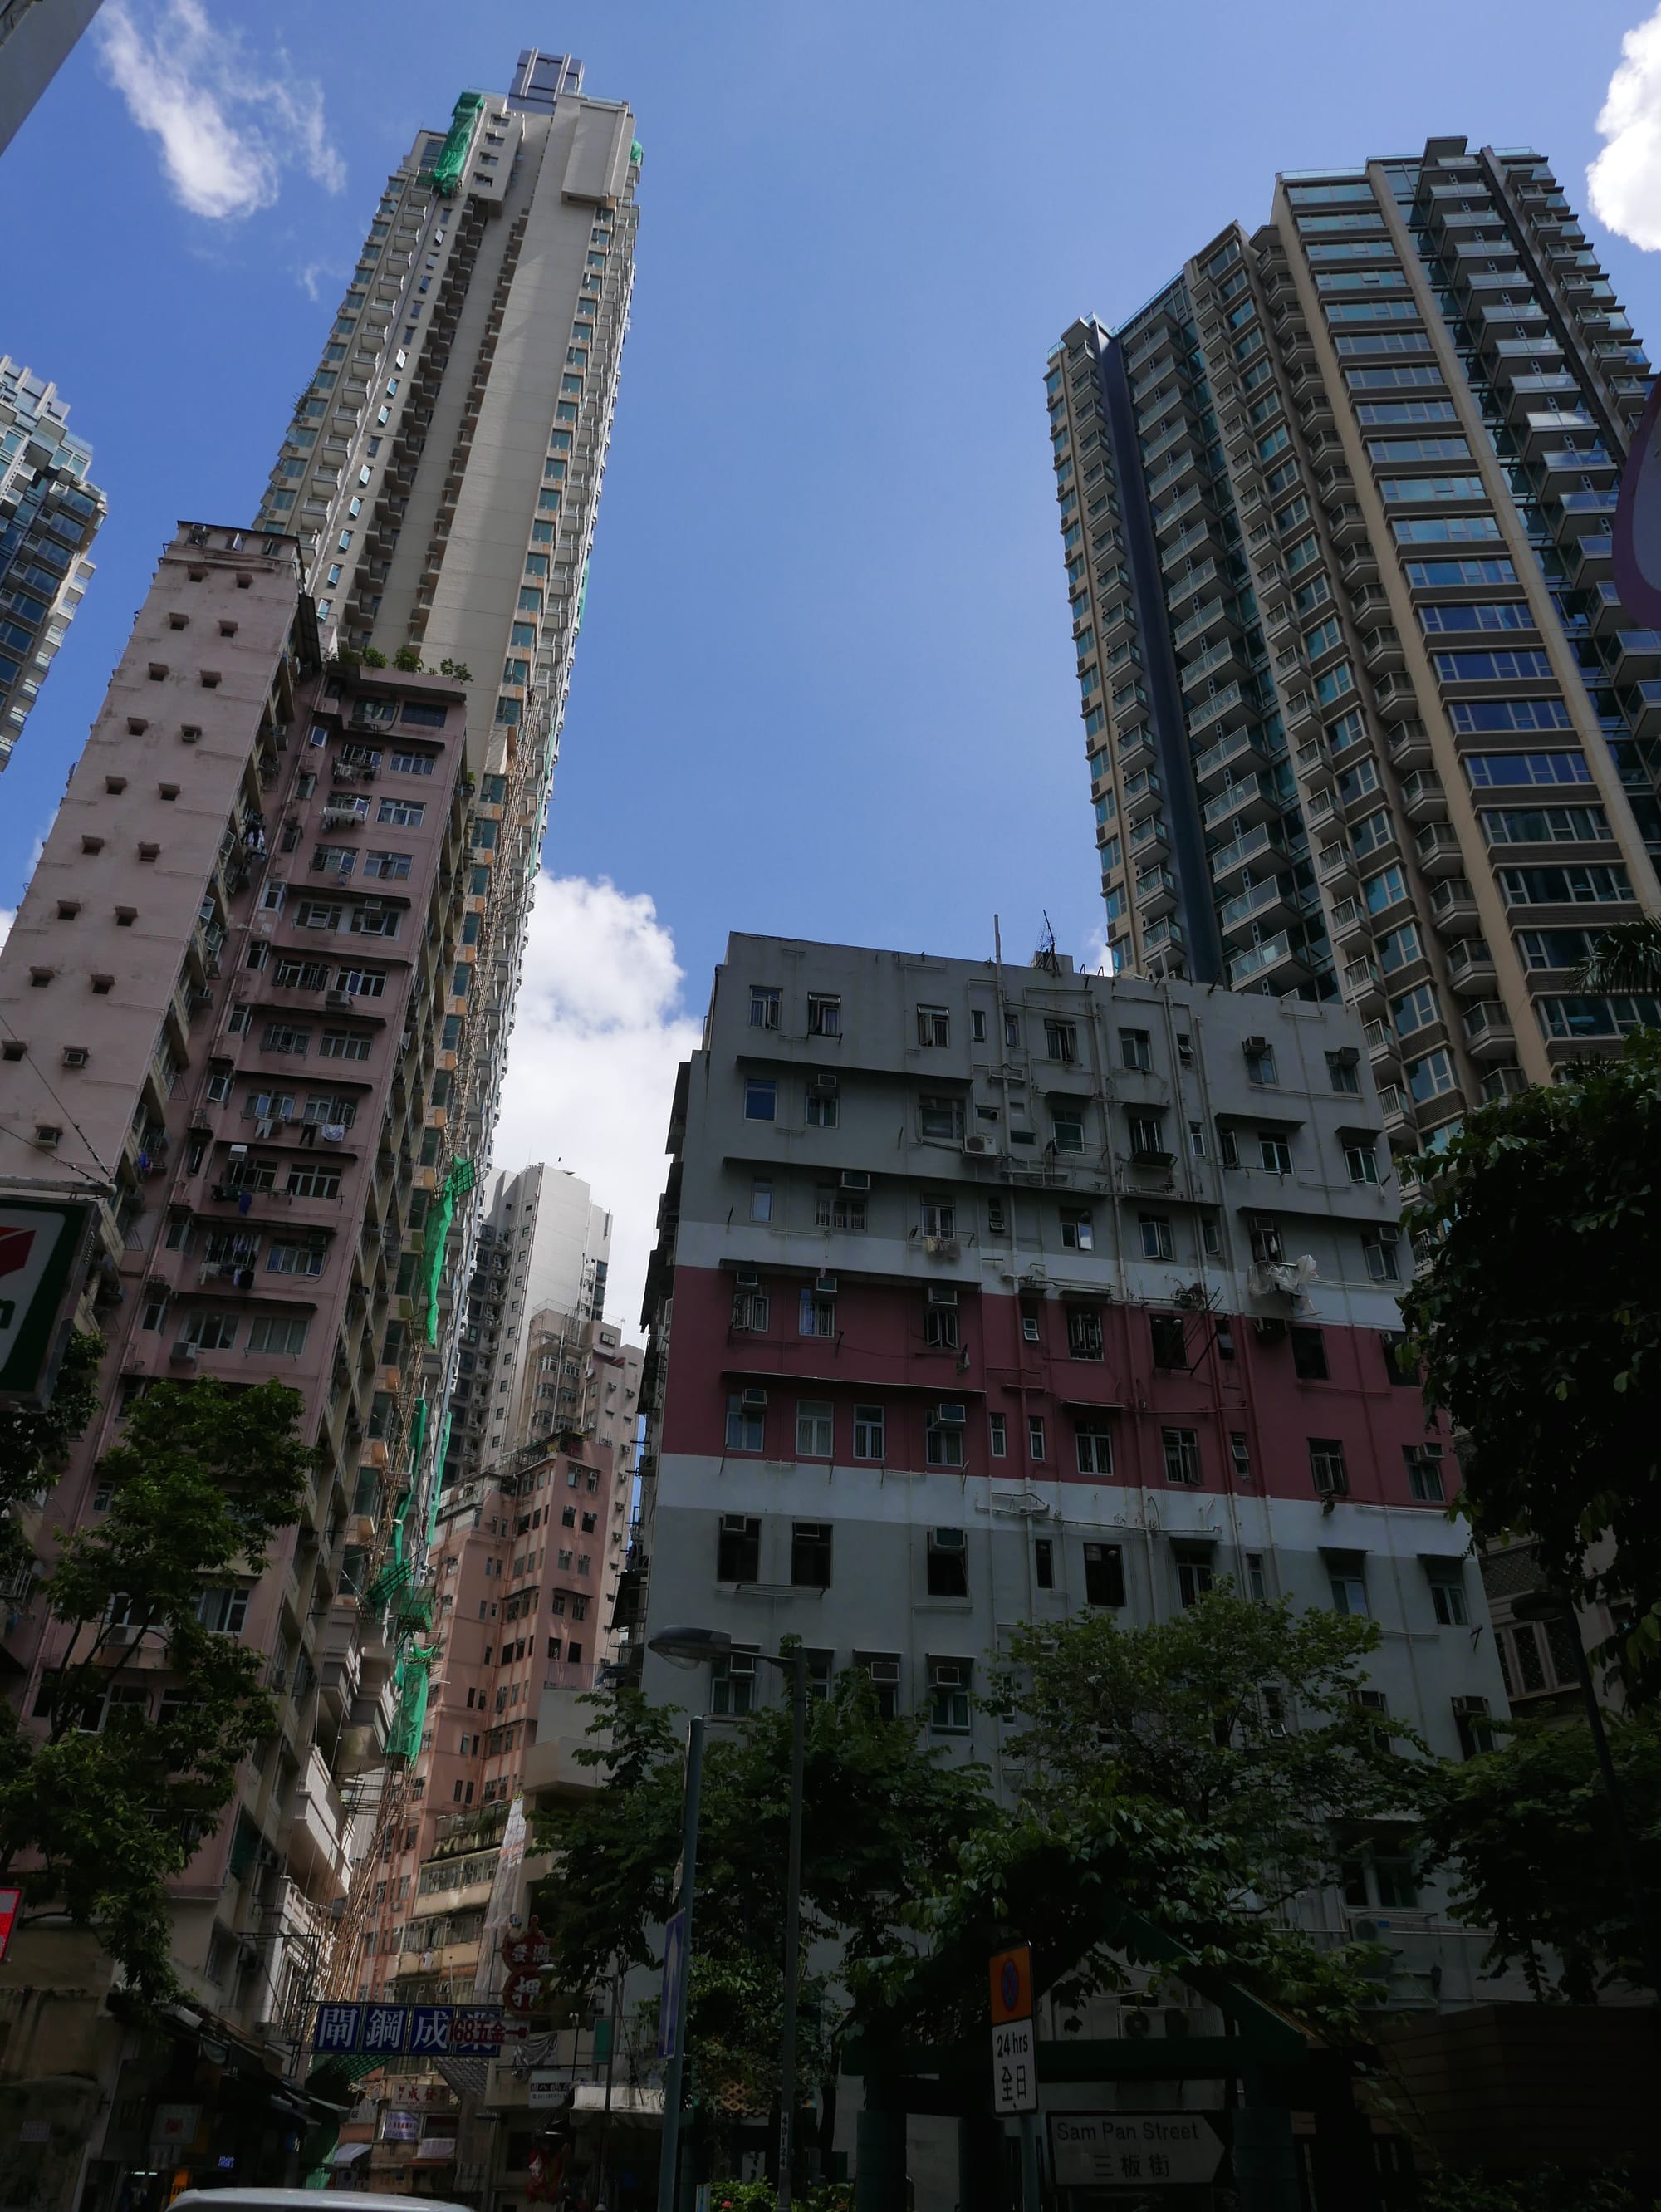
[1034,911,1061,976]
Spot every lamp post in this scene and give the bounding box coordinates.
[647,1626,810,2212]
[1510,1588,1661,1999]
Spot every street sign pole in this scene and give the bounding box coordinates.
[1018,2111,1041,2212]
[988,1945,1039,2207]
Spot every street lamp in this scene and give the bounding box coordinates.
[1509,1588,1661,1999]
[646,1626,809,2212]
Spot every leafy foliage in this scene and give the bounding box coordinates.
[1399,1030,1661,1651]
[538,1671,987,2114]
[0,1330,104,1577]
[1416,1711,1661,2002]
[1578,918,1661,997]
[1418,2169,1641,2212]
[0,1377,311,2006]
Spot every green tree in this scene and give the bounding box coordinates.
[0,1377,312,2004]
[1578,918,1661,997]
[0,1329,102,1578]
[1417,1710,1661,2002]
[539,1670,989,2133]
[878,1591,1423,2040]
[1399,1030,1661,1655]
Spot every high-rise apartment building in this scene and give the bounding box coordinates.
[1048,135,1660,1155]
[0,520,478,2187]
[252,48,639,1229]
[0,356,105,766]
[447,1163,613,1483]
[631,933,1510,2005]
[0,0,103,154]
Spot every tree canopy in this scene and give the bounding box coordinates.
[0,1375,311,2004]
[1399,1028,1661,1656]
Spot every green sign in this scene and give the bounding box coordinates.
[0,1198,91,1405]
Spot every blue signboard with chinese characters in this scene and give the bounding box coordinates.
[311,2002,505,2055]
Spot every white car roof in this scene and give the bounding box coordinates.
[170,2195,472,2212]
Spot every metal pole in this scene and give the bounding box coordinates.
[657,1714,705,2212]
[1018,2111,1041,2212]
[595,1954,623,2210]
[777,1650,807,2212]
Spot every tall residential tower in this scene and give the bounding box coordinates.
[1049,137,1659,1158]
[0,357,104,767]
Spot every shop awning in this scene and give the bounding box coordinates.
[331,2141,372,2165]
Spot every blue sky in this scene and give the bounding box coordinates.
[6,0,1661,1318]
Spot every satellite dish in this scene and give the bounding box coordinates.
[1614,380,1661,625]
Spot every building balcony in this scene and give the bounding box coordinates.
[1227,933,1311,989]
[1340,956,1386,1018]
[1567,532,1614,586]
[1369,670,1423,723]
[1170,594,1238,654]
[1462,1000,1516,1058]
[1123,768,1164,822]
[1400,769,1448,822]
[1202,772,1280,835]
[287,1741,350,1901]
[1625,679,1661,741]
[1217,875,1301,946]
[1479,1064,1527,1104]
[1134,866,1178,920]
[1208,820,1285,890]
[1337,538,1380,586]
[1363,1019,1402,1070]
[1361,626,1404,675]
[1386,719,1434,774]
[1328,896,1372,949]
[1551,488,1619,538]
[1188,680,1257,742]
[1443,938,1497,993]
[1428,876,1481,934]
[1127,811,1169,860]
[1181,636,1251,701]
[1316,841,1359,893]
[1191,723,1267,796]
[1414,822,1467,876]
[1610,630,1661,683]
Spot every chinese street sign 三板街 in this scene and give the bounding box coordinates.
[1048,2111,1225,2190]
[311,2002,505,2055]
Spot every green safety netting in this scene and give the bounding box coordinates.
[387,1641,435,1763]
[630,139,644,166]
[422,92,485,197]
[365,1555,411,1610]
[425,1410,454,1548]
[424,1158,477,1344]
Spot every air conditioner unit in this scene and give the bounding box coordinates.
[228,1143,248,1158]
[930,1528,967,1553]
[962,1134,997,1156]
[61,1046,89,1069]
[171,1341,198,1363]
[865,1656,900,1687]
[935,1405,967,1427]
[741,1388,768,1409]
[734,1268,759,1289]
[809,1072,839,1094]
[927,1285,958,1307]
[326,989,352,1009]
[1242,1035,1268,1054]
[815,1273,837,1294]
[840,1170,870,1191]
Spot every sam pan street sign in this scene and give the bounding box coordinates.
[1049,2111,1224,2189]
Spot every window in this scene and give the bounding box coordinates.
[853,1405,885,1460]
[1060,1208,1094,1251]
[916,1004,950,1047]
[1052,1108,1085,1153]
[928,1656,972,1733]
[807,993,841,1037]
[1046,1020,1080,1063]
[1291,1327,1328,1381]
[1428,1567,1469,1626]
[926,1412,966,1468]
[750,1178,772,1223]
[1084,1542,1125,1606]
[1034,1538,1054,1589]
[1405,1443,1444,1502]
[1363,1230,1400,1282]
[1149,1312,1188,1370]
[725,1395,764,1453]
[712,1646,758,1718]
[796,1400,833,1457]
[791,1522,833,1587]
[1139,1214,1173,1260]
[1345,1140,1379,1184]
[1249,1215,1283,1265]
[1128,1111,1167,1160]
[1219,1125,1240,1169]
[815,1187,866,1231]
[1453,1695,1495,1758]
[1329,1559,1369,1616]
[924,1299,960,1351]
[926,1531,969,1596]
[919,1095,963,1141]
[750,985,781,1029]
[717,1515,760,1582]
[800,1291,836,1338]
[1381,1332,1418,1386]
[806,1086,839,1128]
[1075,1423,1114,1476]
[1245,1042,1277,1086]
[1163,1428,1201,1486]
[731,1287,770,1332]
[1310,1439,1350,1497]
[198,1586,250,1635]
[1259,1133,1293,1175]
[1026,1415,1047,1461]
[1021,1302,1041,1344]
[858,1654,901,1720]
[1188,1119,1208,1157]
[1175,1548,1214,1606]
[1119,1027,1151,1072]
[744,1078,777,1121]
[1067,1306,1104,1359]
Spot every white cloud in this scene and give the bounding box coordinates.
[1590,5,1661,248]
[489,875,702,1341]
[0,911,12,955]
[96,0,345,222]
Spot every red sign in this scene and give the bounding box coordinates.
[989,1944,1033,2025]
[0,1886,21,1962]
